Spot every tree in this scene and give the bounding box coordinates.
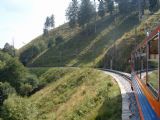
[55,35,64,45]
[43,16,50,36]
[148,0,159,13]
[0,82,15,105]
[106,0,114,15]
[50,14,55,28]
[78,0,95,27]
[98,0,105,17]
[115,0,131,14]
[43,15,55,36]
[3,43,15,56]
[66,0,79,28]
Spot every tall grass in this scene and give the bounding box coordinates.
[2,67,120,120]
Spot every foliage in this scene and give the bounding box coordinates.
[2,95,39,120]
[48,37,55,48]
[115,0,133,14]
[20,74,39,96]
[0,52,27,93]
[105,0,114,15]
[149,0,159,13]
[3,43,15,57]
[98,0,105,18]
[0,82,15,106]
[66,0,79,28]
[78,0,95,27]
[43,15,55,36]
[0,51,39,96]
[19,41,47,65]
[55,35,64,45]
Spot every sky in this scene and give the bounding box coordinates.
[0,0,70,49]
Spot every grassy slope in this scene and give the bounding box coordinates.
[20,11,160,71]
[19,13,139,67]
[28,68,121,120]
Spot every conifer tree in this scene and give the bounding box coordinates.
[50,14,55,28]
[43,15,55,36]
[148,0,159,12]
[107,0,114,15]
[78,0,95,27]
[66,0,79,28]
[98,0,105,17]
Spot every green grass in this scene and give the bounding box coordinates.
[25,68,121,120]
[1,68,121,120]
[19,13,139,68]
[28,67,50,77]
[19,10,160,72]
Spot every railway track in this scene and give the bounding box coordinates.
[102,69,140,120]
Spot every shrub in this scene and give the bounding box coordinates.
[2,95,39,120]
[0,82,15,105]
[55,35,64,45]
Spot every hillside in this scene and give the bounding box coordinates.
[2,68,121,120]
[19,13,139,68]
[19,10,160,72]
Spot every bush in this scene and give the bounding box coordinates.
[55,35,64,45]
[2,95,39,120]
[0,57,27,93]
[0,82,15,105]
[0,51,40,96]
[20,74,39,96]
[48,38,55,48]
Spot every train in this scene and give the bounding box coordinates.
[131,25,160,120]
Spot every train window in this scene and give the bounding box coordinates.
[147,36,159,96]
[138,50,141,78]
[134,52,139,73]
[141,47,147,83]
[136,50,141,78]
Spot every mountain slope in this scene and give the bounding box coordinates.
[19,13,139,67]
[2,68,121,120]
[19,10,160,71]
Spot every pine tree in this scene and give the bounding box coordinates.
[148,0,158,12]
[107,0,114,15]
[115,0,131,14]
[45,16,50,29]
[43,16,50,36]
[78,0,95,27]
[3,43,15,56]
[66,0,79,28]
[98,0,105,18]
[50,14,55,28]
[43,15,55,36]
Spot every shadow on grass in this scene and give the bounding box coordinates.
[71,13,139,66]
[30,15,116,67]
[31,13,139,67]
[95,94,122,120]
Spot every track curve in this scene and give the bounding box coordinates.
[102,69,140,120]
